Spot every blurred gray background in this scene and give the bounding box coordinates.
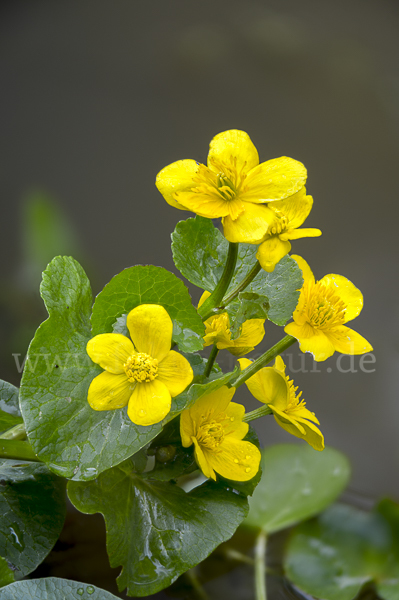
[1,0,398,505]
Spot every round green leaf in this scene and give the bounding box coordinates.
[245,444,350,533]
[19,257,164,481]
[0,578,120,599]
[285,503,399,600]
[0,460,66,578]
[91,265,205,352]
[68,465,248,596]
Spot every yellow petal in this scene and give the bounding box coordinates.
[127,379,171,426]
[274,355,286,373]
[198,290,211,308]
[180,407,194,448]
[271,189,313,228]
[228,319,265,356]
[224,402,248,439]
[319,274,364,323]
[256,237,291,272]
[205,437,261,481]
[127,304,173,362]
[87,372,133,411]
[188,385,236,425]
[283,228,322,241]
[294,406,320,425]
[86,333,134,374]
[242,157,307,203]
[271,406,306,434]
[155,159,199,210]
[327,326,373,355]
[291,255,315,285]
[222,204,276,244]
[177,188,244,219]
[193,438,215,480]
[157,350,193,397]
[207,130,259,174]
[296,329,336,361]
[238,362,289,408]
[274,413,324,450]
[284,320,315,340]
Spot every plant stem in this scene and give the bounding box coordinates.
[198,242,238,321]
[221,261,262,308]
[203,344,219,379]
[231,335,297,389]
[0,424,26,441]
[185,568,209,600]
[255,529,267,600]
[0,439,41,462]
[243,405,273,422]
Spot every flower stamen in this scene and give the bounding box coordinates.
[124,353,159,383]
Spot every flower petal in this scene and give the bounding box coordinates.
[291,254,315,285]
[224,402,248,439]
[155,159,199,210]
[205,437,261,481]
[227,319,265,356]
[294,406,320,425]
[207,130,259,174]
[157,350,193,397]
[242,157,307,203]
[193,438,215,480]
[271,189,313,228]
[188,386,236,426]
[176,188,243,219]
[284,320,315,340]
[127,379,171,426]
[127,304,173,362]
[283,228,322,241]
[274,413,324,451]
[222,204,276,244]
[327,326,373,355]
[238,360,289,408]
[296,329,336,361]
[319,274,364,323]
[180,407,194,448]
[86,333,134,374]
[256,237,291,273]
[87,372,133,411]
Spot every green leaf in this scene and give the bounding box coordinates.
[68,465,248,597]
[91,265,205,353]
[171,216,302,325]
[244,444,350,533]
[0,557,14,589]
[285,503,399,600]
[0,577,121,599]
[228,292,269,338]
[19,257,164,481]
[0,459,66,578]
[0,382,22,435]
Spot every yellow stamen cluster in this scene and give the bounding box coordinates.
[285,377,306,413]
[124,353,159,383]
[196,419,225,451]
[301,281,347,330]
[267,213,289,236]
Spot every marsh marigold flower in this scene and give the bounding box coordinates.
[180,385,261,481]
[199,291,265,356]
[284,256,373,362]
[256,188,321,273]
[238,356,324,451]
[86,304,193,426]
[156,129,307,244]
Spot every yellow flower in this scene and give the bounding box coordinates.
[238,357,324,451]
[156,129,307,244]
[284,256,373,362]
[86,304,193,426]
[256,188,322,272]
[199,291,265,356]
[180,386,261,481]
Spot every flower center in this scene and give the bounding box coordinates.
[216,173,237,201]
[285,377,306,413]
[302,281,346,330]
[197,419,225,451]
[124,353,158,383]
[267,213,289,236]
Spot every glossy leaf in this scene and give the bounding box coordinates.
[0,577,120,599]
[228,292,269,338]
[0,382,22,435]
[68,466,248,597]
[171,216,302,325]
[0,460,66,578]
[245,444,350,533]
[19,257,164,480]
[285,503,399,600]
[91,265,205,353]
[0,557,14,589]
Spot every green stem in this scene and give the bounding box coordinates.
[0,424,26,441]
[185,568,209,600]
[224,548,255,566]
[221,261,262,308]
[243,405,273,422]
[255,529,267,600]
[203,345,219,379]
[231,335,297,389]
[198,242,238,321]
[0,439,41,462]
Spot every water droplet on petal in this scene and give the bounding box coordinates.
[246,455,251,460]
[234,459,239,464]
[245,467,251,473]
[230,417,234,421]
